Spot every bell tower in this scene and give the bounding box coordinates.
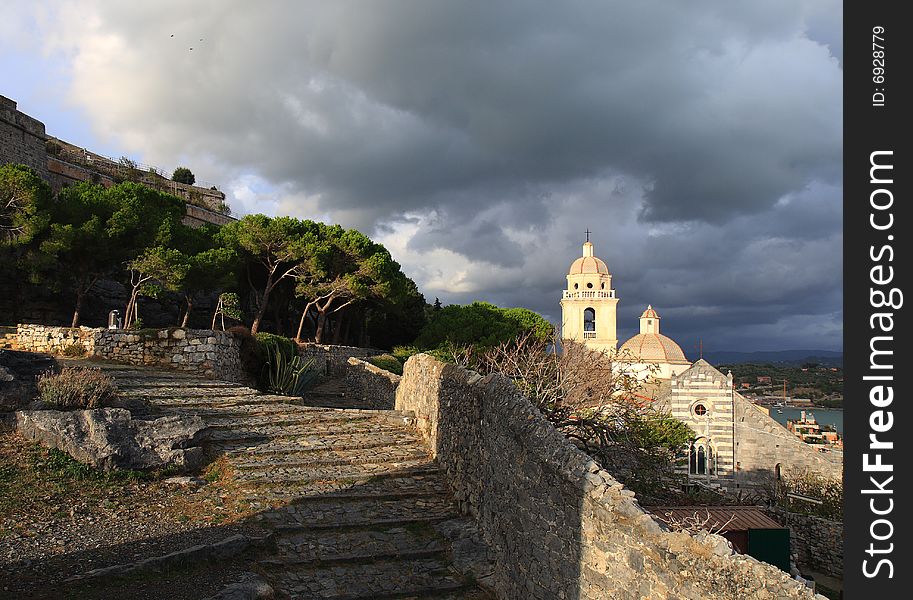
[560,235,619,352]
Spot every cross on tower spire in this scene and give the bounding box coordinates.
[585,229,591,242]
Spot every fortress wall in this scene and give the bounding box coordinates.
[396,354,820,600]
[0,95,50,180]
[768,508,843,579]
[16,324,245,382]
[733,392,843,488]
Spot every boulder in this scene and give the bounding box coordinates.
[15,408,208,472]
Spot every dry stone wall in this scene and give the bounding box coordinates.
[395,354,822,600]
[342,357,400,409]
[768,508,843,579]
[16,324,244,382]
[297,343,381,376]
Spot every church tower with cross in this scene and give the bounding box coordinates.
[560,232,619,352]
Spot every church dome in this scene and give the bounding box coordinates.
[620,332,689,364]
[568,241,610,275]
[640,305,659,319]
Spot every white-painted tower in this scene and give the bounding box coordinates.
[560,238,618,353]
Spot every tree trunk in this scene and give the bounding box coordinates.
[314,311,327,344]
[250,290,269,334]
[72,290,85,328]
[181,294,193,327]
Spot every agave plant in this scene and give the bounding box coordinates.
[264,342,320,396]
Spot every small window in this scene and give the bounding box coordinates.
[647,319,652,325]
[574,283,579,289]
[586,282,593,289]
[601,282,605,289]
[693,404,707,416]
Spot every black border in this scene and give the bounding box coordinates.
[844,1,910,596]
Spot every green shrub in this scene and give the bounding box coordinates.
[37,367,118,409]
[62,343,87,357]
[368,354,403,375]
[172,166,195,185]
[254,332,296,361]
[392,345,420,363]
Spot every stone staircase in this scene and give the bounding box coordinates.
[100,364,493,599]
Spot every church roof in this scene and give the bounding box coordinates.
[641,305,659,319]
[568,255,610,275]
[620,332,689,364]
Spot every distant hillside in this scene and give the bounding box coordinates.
[702,349,843,367]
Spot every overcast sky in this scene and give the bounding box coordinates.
[2,1,843,353]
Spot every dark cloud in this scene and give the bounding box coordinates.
[30,0,842,351]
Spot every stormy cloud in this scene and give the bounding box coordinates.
[11,0,843,351]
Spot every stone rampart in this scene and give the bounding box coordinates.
[341,357,400,409]
[733,392,843,487]
[395,354,821,600]
[297,343,381,376]
[768,508,843,579]
[0,95,49,179]
[16,324,244,382]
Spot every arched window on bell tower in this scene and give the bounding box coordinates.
[583,307,596,332]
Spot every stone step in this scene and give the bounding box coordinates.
[238,473,448,504]
[221,434,424,456]
[205,413,378,430]
[260,495,457,530]
[208,421,407,442]
[236,462,440,488]
[234,457,437,485]
[232,446,431,470]
[269,523,446,565]
[115,378,260,400]
[268,556,472,599]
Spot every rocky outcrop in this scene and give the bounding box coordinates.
[14,408,207,471]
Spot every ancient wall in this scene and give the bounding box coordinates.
[733,392,843,488]
[395,354,820,600]
[341,357,400,409]
[16,324,244,382]
[768,508,843,579]
[297,343,381,376]
[0,95,49,180]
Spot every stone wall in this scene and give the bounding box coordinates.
[733,392,843,488]
[0,95,49,180]
[297,343,381,376]
[768,508,843,579]
[341,357,400,409]
[16,324,244,382]
[396,354,821,600]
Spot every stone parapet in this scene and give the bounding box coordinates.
[341,357,400,410]
[297,343,381,376]
[395,354,821,600]
[16,324,244,382]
